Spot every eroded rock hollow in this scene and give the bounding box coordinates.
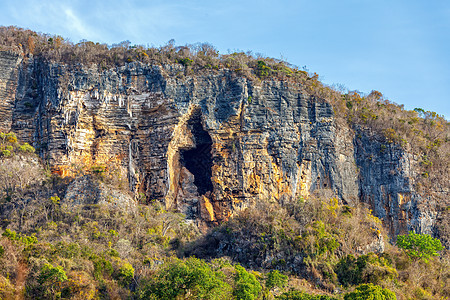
[179,111,214,196]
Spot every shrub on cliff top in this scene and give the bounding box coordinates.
[0,26,310,82]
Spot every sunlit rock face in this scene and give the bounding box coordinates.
[0,51,22,132]
[0,50,441,240]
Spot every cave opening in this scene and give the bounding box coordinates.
[180,112,214,195]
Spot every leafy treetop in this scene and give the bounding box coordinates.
[396,232,444,262]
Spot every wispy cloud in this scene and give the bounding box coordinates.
[1,0,189,45]
[61,8,92,41]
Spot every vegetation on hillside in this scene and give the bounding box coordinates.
[0,26,309,83]
[0,137,448,299]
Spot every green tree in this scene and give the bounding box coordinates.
[233,265,262,300]
[266,270,288,290]
[344,283,396,300]
[38,263,68,299]
[336,253,397,287]
[396,232,444,262]
[116,262,134,287]
[138,257,231,300]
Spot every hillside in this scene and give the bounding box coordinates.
[0,26,449,299]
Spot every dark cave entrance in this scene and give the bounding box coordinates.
[180,112,214,195]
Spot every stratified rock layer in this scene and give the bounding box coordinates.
[0,51,445,240]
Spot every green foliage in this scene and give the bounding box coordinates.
[91,164,106,179]
[138,257,232,300]
[54,241,81,259]
[189,195,392,292]
[178,57,193,67]
[91,255,114,280]
[343,283,396,300]
[336,254,360,287]
[108,229,118,236]
[396,232,444,262]
[276,290,337,299]
[38,263,68,284]
[299,220,340,262]
[336,253,397,287]
[38,263,68,298]
[2,228,38,245]
[2,228,17,240]
[1,149,11,157]
[256,60,272,78]
[266,270,288,290]
[0,131,38,157]
[0,276,14,299]
[50,195,60,205]
[18,142,35,153]
[233,265,262,300]
[116,262,134,287]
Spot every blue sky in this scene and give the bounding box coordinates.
[1,0,449,119]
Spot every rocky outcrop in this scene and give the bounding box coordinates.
[0,50,446,241]
[0,51,22,132]
[63,175,136,211]
[354,129,441,238]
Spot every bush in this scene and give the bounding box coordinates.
[276,290,337,299]
[38,263,68,298]
[1,149,11,157]
[91,255,113,280]
[344,283,396,300]
[256,60,271,78]
[266,270,288,290]
[0,276,14,299]
[178,57,193,67]
[38,263,68,284]
[336,253,397,287]
[2,228,17,240]
[138,257,232,300]
[396,232,444,262]
[5,133,17,144]
[234,265,262,300]
[18,143,35,153]
[116,262,134,287]
[2,228,38,245]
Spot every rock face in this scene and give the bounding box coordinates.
[0,51,22,132]
[354,130,438,237]
[0,51,445,240]
[63,175,136,211]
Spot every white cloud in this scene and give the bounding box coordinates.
[62,8,92,41]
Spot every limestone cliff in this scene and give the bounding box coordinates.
[0,50,447,242]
